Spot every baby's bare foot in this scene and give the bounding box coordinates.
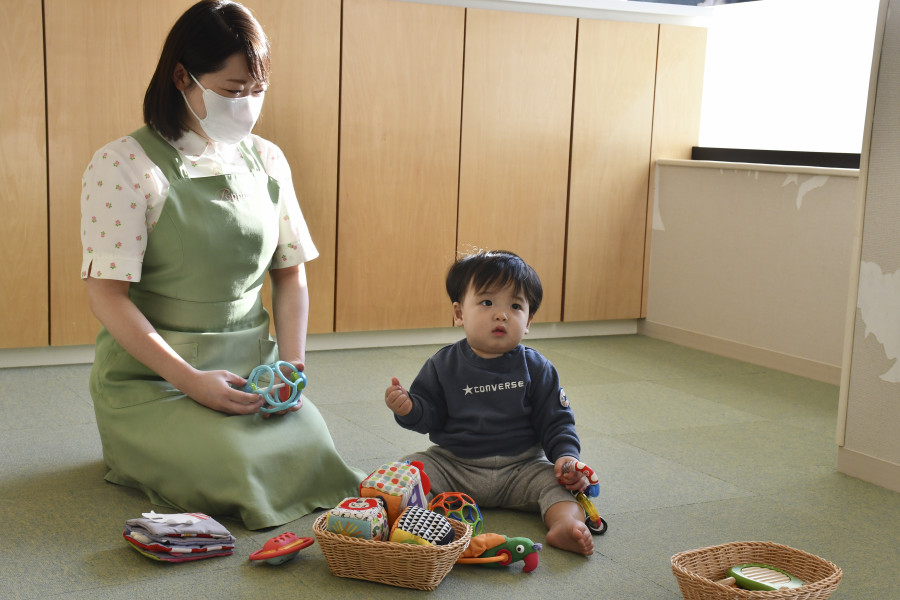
[546,518,594,556]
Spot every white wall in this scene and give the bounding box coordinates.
[642,161,859,384]
[838,0,900,493]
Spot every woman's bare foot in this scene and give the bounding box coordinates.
[545,501,594,555]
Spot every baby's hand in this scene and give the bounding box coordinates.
[385,377,413,416]
[555,456,589,492]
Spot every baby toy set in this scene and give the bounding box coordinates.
[121,458,608,589]
[309,459,609,587]
[120,413,610,591]
[312,461,471,590]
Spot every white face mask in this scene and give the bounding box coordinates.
[182,72,264,144]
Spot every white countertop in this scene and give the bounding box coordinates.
[393,0,720,26]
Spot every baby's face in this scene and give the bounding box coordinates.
[453,282,533,359]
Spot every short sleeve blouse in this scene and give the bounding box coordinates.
[80,129,318,282]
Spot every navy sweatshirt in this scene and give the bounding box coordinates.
[395,339,580,463]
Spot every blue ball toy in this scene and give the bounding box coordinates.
[243,361,307,413]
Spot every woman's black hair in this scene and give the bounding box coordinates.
[143,0,270,140]
[446,250,543,316]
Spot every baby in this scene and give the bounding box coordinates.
[385,250,594,555]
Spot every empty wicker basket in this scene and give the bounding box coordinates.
[313,513,472,591]
[671,541,842,600]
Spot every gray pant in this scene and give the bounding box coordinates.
[403,445,577,519]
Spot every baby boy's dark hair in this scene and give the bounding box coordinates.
[446,250,543,317]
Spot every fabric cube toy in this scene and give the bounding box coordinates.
[325,497,389,541]
[359,461,428,526]
[389,506,455,546]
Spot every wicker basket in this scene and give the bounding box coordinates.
[313,513,472,591]
[671,541,842,600]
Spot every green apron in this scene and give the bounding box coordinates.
[90,126,363,529]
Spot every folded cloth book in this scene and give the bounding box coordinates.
[123,511,235,562]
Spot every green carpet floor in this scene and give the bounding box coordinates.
[2,335,896,599]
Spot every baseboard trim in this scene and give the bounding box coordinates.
[638,320,841,385]
[838,447,900,493]
[0,320,639,369]
[0,344,97,369]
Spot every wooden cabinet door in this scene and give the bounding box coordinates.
[336,0,465,332]
[1,0,48,349]
[251,0,341,334]
[46,0,194,346]
[564,20,658,322]
[457,9,576,323]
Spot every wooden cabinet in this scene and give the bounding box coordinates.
[565,20,658,322]
[458,10,576,324]
[251,0,342,334]
[1,0,48,348]
[4,0,706,349]
[336,0,465,331]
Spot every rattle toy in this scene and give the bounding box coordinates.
[560,460,608,535]
[726,563,804,591]
[249,532,315,565]
[428,492,484,537]
[457,534,542,573]
[243,361,306,413]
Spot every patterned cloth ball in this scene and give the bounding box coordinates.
[428,492,484,537]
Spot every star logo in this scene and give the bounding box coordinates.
[463,385,473,395]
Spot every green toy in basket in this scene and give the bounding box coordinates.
[728,563,804,591]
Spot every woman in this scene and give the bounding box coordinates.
[81,0,363,529]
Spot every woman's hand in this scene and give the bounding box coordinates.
[180,368,266,415]
[385,377,413,416]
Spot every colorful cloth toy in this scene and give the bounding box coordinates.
[457,533,542,572]
[359,461,429,526]
[123,511,235,562]
[389,506,455,546]
[325,497,389,540]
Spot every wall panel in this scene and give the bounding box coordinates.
[252,0,341,334]
[457,9,577,323]
[336,0,465,331]
[565,20,658,322]
[0,0,48,348]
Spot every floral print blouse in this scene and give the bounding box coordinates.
[80,129,317,281]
